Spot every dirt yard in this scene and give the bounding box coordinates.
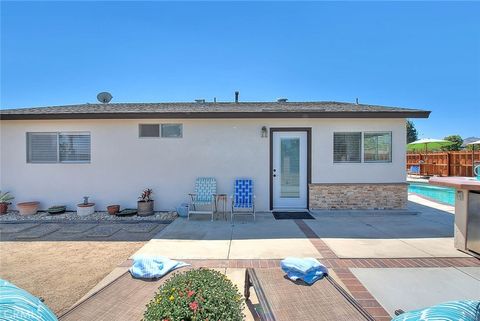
[0,241,145,315]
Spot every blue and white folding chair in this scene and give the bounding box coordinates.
[408,165,420,175]
[231,178,255,224]
[188,177,217,221]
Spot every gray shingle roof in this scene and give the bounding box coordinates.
[0,101,430,120]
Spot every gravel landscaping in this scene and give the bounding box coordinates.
[0,210,178,222]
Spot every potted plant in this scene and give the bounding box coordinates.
[76,196,95,217]
[0,191,14,214]
[17,201,40,216]
[47,205,66,215]
[116,208,137,216]
[107,204,120,215]
[137,188,154,216]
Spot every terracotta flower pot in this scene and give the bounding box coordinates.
[137,200,154,216]
[0,202,10,215]
[17,201,40,216]
[107,205,120,215]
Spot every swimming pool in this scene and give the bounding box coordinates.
[408,182,455,205]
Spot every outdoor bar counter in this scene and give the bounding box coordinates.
[429,177,480,258]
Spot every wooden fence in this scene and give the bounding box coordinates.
[406,150,480,177]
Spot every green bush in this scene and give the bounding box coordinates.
[144,269,245,321]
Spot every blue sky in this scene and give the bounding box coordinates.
[1,1,479,139]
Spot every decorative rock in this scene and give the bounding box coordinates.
[0,210,178,222]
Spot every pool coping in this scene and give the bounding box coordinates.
[408,192,454,207]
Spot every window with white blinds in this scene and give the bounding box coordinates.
[27,133,58,163]
[59,133,91,162]
[333,132,362,163]
[364,132,392,162]
[27,132,91,163]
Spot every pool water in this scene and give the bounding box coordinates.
[408,183,455,205]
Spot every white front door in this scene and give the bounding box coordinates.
[272,131,308,209]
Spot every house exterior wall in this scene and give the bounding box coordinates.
[0,118,407,211]
[309,183,408,210]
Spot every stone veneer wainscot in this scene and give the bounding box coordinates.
[309,183,408,210]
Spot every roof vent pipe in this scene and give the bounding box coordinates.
[235,91,239,103]
[195,99,205,103]
[277,98,288,103]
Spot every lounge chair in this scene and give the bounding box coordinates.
[59,267,190,321]
[188,177,217,221]
[0,279,57,321]
[231,178,255,224]
[392,300,480,321]
[244,268,375,321]
[408,165,421,176]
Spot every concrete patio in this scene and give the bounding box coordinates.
[132,197,466,260]
[352,267,480,316]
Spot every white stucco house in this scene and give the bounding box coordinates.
[0,99,430,212]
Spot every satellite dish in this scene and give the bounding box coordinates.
[97,92,113,104]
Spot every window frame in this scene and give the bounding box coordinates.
[363,131,393,163]
[138,123,183,138]
[26,132,59,164]
[333,132,362,164]
[161,123,183,138]
[58,132,91,163]
[138,124,161,138]
[26,131,91,164]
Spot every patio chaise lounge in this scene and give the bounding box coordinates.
[244,268,375,321]
[59,266,190,321]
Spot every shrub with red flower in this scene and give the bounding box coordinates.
[189,301,198,312]
[144,269,244,321]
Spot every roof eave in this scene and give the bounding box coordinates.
[0,110,431,120]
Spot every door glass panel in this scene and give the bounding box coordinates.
[280,138,300,198]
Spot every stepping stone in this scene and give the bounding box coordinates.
[86,225,121,237]
[123,223,159,233]
[60,223,97,234]
[0,223,39,233]
[15,224,60,239]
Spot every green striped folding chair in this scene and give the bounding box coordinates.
[188,177,217,221]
